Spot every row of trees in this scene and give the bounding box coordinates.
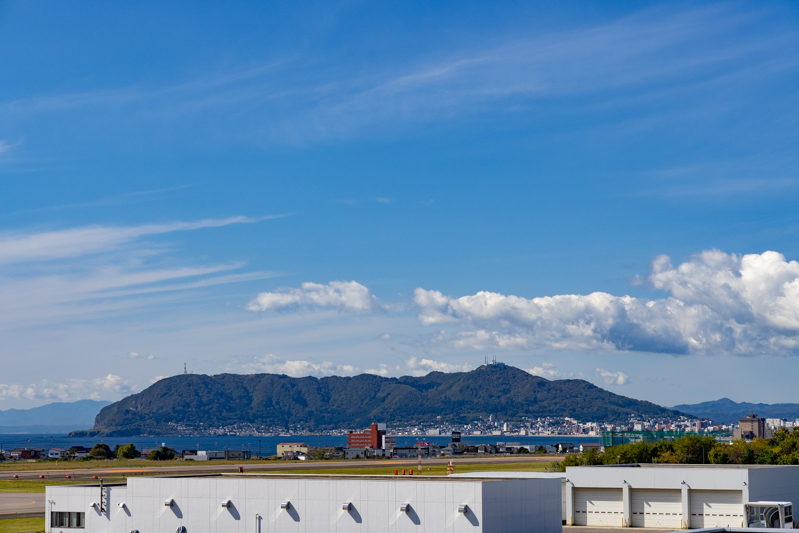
[82,444,175,461]
[555,428,799,470]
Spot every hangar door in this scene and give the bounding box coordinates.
[574,488,623,526]
[631,489,682,528]
[690,490,743,528]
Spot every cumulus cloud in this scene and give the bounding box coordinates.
[235,354,361,378]
[525,363,560,378]
[414,250,799,356]
[247,281,384,313]
[405,357,473,376]
[596,368,629,385]
[0,374,136,401]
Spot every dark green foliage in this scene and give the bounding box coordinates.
[115,443,139,460]
[89,443,113,459]
[147,446,175,461]
[83,364,686,436]
[556,428,799,470]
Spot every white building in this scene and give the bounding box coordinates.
[46,474,561,533]
[456,464,799,530]
[563,464,799,529]
[48,448,69,459]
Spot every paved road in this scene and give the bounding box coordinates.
[0,492,44,518]
[1,455,561,480]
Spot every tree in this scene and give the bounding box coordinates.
[741,448,756,464]
[90,443,114,460]
[673,435,715,464]
[656,451,680,463]
[147,446,175,461]
[708,446,730,464]
[115,443,140,460]
[517,447,530,454]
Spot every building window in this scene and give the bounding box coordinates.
[51,512,85,528]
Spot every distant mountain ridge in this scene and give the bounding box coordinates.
[671,398,799,425]
[0,400,111,434]
[79,363,687,436]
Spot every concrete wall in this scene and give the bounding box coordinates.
[46,475,560,533]
[748,466,799,505]
[46,485,130,533]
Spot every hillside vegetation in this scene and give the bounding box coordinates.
[80,363,685,436]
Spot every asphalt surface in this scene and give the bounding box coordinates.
[0,492,44,518]
[0,455,561,480]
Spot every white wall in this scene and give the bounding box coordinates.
[46,476,560,533]
[748,466,799,505]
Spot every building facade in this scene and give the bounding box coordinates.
[563,464,799,529]
[46,474,561,533]
[347,423,386,449]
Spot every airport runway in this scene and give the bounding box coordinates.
[0,492,44,519]
[1,455,561,480]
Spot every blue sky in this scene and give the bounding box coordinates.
[1,1,799,409]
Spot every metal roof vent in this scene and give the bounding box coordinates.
[280,501,291,510]
[400,503,410,513]
[221,500,231,508]
[165,499,174,507]
[342,502,352,511]
[458,505,469,514]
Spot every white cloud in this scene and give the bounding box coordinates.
[0,217,281,329]
[375,197,392,204]
[413,250,799,356]
[596,368,630,385]
[129,352,140,358]
[0,374,136,401]
[0,140,12,155]
[0,216,268,265]
[525,363,559,379]
[247,281,384,313]
[234,354,362,378]
[405,357,473,376]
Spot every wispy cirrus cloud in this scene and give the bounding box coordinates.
[1,4,793,144]
[0,216,281,328]
[0,215,278,264]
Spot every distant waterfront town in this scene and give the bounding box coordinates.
[1,413,793,462]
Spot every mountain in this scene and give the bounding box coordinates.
[672,398,799,425]
[0,399,111,434]
[78,364,686,436]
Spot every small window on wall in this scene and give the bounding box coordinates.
[51,512,85,528]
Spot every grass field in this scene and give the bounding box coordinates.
[0,517,44,533]
[0,459,284,471]
[260,461,560,476]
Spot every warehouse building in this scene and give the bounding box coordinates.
[450,472,567,523]
[564,464,799,529]
[46,473,561,533]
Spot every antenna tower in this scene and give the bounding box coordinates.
[184,363,187,375]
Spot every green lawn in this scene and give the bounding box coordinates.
[0,459,284,471]
[0,477,127,493]
[0,517,44,533]
[260,461,559,476]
